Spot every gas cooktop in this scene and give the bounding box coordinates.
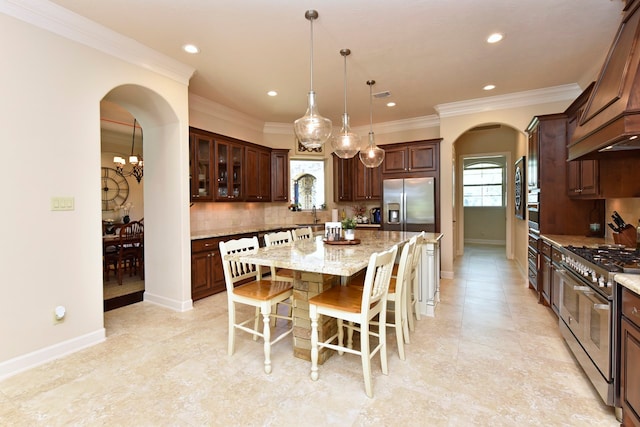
[564,245,640,274]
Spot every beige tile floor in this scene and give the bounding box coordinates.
[0,245,619,426]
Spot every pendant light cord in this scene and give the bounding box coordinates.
[369,82,374,135]
[342,53,347,113]
[130,118,137,156]
[309,16,314,91]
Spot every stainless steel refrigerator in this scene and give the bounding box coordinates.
[382,177,436,232]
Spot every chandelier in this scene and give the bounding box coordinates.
[114,118,144,183]
[359,80,385,168]
[293,10,332,149]
[331,49,361,158]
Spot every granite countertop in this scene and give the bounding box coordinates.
[191,224,293,240]
[224,230,442,277]
[616,274,640,295]
[541,234,609,248]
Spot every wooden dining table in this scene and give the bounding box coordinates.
[224,229,435,363]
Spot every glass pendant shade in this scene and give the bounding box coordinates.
[331,48,360,158]
[294,10,332,149]
[331,113,360,158]
[360,79,384,168]
[294,91,332,149]
[359,132,385,168]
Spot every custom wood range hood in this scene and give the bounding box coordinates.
[569,0,640,160]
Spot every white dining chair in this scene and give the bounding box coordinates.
[309,244,398,398]
[292,226,313,241]
[263,230,295,282]
[219,236,293,374]
[406,231,426,336]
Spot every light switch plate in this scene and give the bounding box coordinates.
[51,197,74,211]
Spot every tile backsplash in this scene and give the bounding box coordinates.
[606,198,640,240]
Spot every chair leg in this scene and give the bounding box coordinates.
[261,303,272,374]
[310,305,319,381]
[379,309,389,376]
[253,307,261,341]
[360,321,373,398]
[413,276,421,321]
[228,302,236,356]
[395,306,406,360]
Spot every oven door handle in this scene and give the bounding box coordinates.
[581,290,610,311]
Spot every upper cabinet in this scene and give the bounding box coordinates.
[245,145,271,201]
[189,132,214,201]
[333,154,353,202]
[381,141,438,175]
[354,157,381,201]
[189,127,289,203]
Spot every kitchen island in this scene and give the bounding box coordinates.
[224,229,442,362]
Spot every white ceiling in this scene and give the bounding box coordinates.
[52,0,624,130]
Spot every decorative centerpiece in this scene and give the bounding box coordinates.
[341,217,357,240]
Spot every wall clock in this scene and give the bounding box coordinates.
[101,167,129,211]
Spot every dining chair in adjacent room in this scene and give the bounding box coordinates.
[308,244,398,398]
[292,226,313,241]
[219,236,294,374]
[104,220,144,285]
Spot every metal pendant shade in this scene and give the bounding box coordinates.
[331,49,361,158]
[294,10,332,149]
[359,80,385,168]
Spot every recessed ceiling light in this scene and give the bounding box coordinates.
[386,102,396,107]
[483,84,496,91]
[182,44,200,54]
[487,33,503,44]
[267,90,278,97]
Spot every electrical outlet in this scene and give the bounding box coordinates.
[53,305,66,324]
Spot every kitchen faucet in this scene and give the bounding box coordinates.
[312,205,318,224]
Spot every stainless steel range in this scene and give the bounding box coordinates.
[558,245,640,413]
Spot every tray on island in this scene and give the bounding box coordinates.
[323,238,361,245]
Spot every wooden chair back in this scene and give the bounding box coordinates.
[292,226,313,241]
[219,236,262,292]
[264,230,293,247]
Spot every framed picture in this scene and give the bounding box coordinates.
[294,138,324,156]
[514,156,526,220]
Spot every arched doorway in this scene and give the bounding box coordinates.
[453,123,525,261]
[101,84,193,315]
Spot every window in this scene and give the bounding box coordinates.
[463,159,505,207]
[290,160,325,210]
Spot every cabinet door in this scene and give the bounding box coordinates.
[540,254,551,306]
[621,318,640,427]
[191,250,215,301]
[333,154,353,202]
[189,133,214,202]
[382,146,407,174]
[408,144,437,172]
[568,160,599,197]
[215,140,244,201]
[245,146,271,201]
[271,150,289,202]
[354,159,382,200]
[527,126,540,190]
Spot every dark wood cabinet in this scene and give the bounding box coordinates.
[191,237,225,300]
[354,157,381,201]
[526,114,605,235]
[621,286,640,427]
[189,132,214,202]
[382,141,438,175]
[215,139,244,201]
[567,160,599,197]
[539,240,552,306]
[245,145,271,201]
[333,154,353,202]
[271,149,289,202]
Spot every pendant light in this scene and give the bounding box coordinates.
[113,118,144,183]
[294,10,332,149]
[331,49,361,158]
[359,80,385,168]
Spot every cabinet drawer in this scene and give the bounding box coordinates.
[622,287,640,326]
[528,234,539,250]
[192,238,222,253]
[540,241,551,257]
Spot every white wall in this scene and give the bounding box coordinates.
[0,11,191,378]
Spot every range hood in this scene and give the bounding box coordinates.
[569,0,640,160]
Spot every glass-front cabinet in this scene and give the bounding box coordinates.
[215,139,243,201]
[189,132,214,201]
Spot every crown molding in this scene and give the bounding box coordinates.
[1,0,195,85]
[435,84,582,118]
[190,94,264,133]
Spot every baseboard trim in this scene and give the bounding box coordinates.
[144,291,193,312]
[0,329,105,381]
[464,239,506,246]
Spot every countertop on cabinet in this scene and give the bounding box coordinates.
[191,224,292,240]
[616,274,640,295]
[541,234,609,248]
